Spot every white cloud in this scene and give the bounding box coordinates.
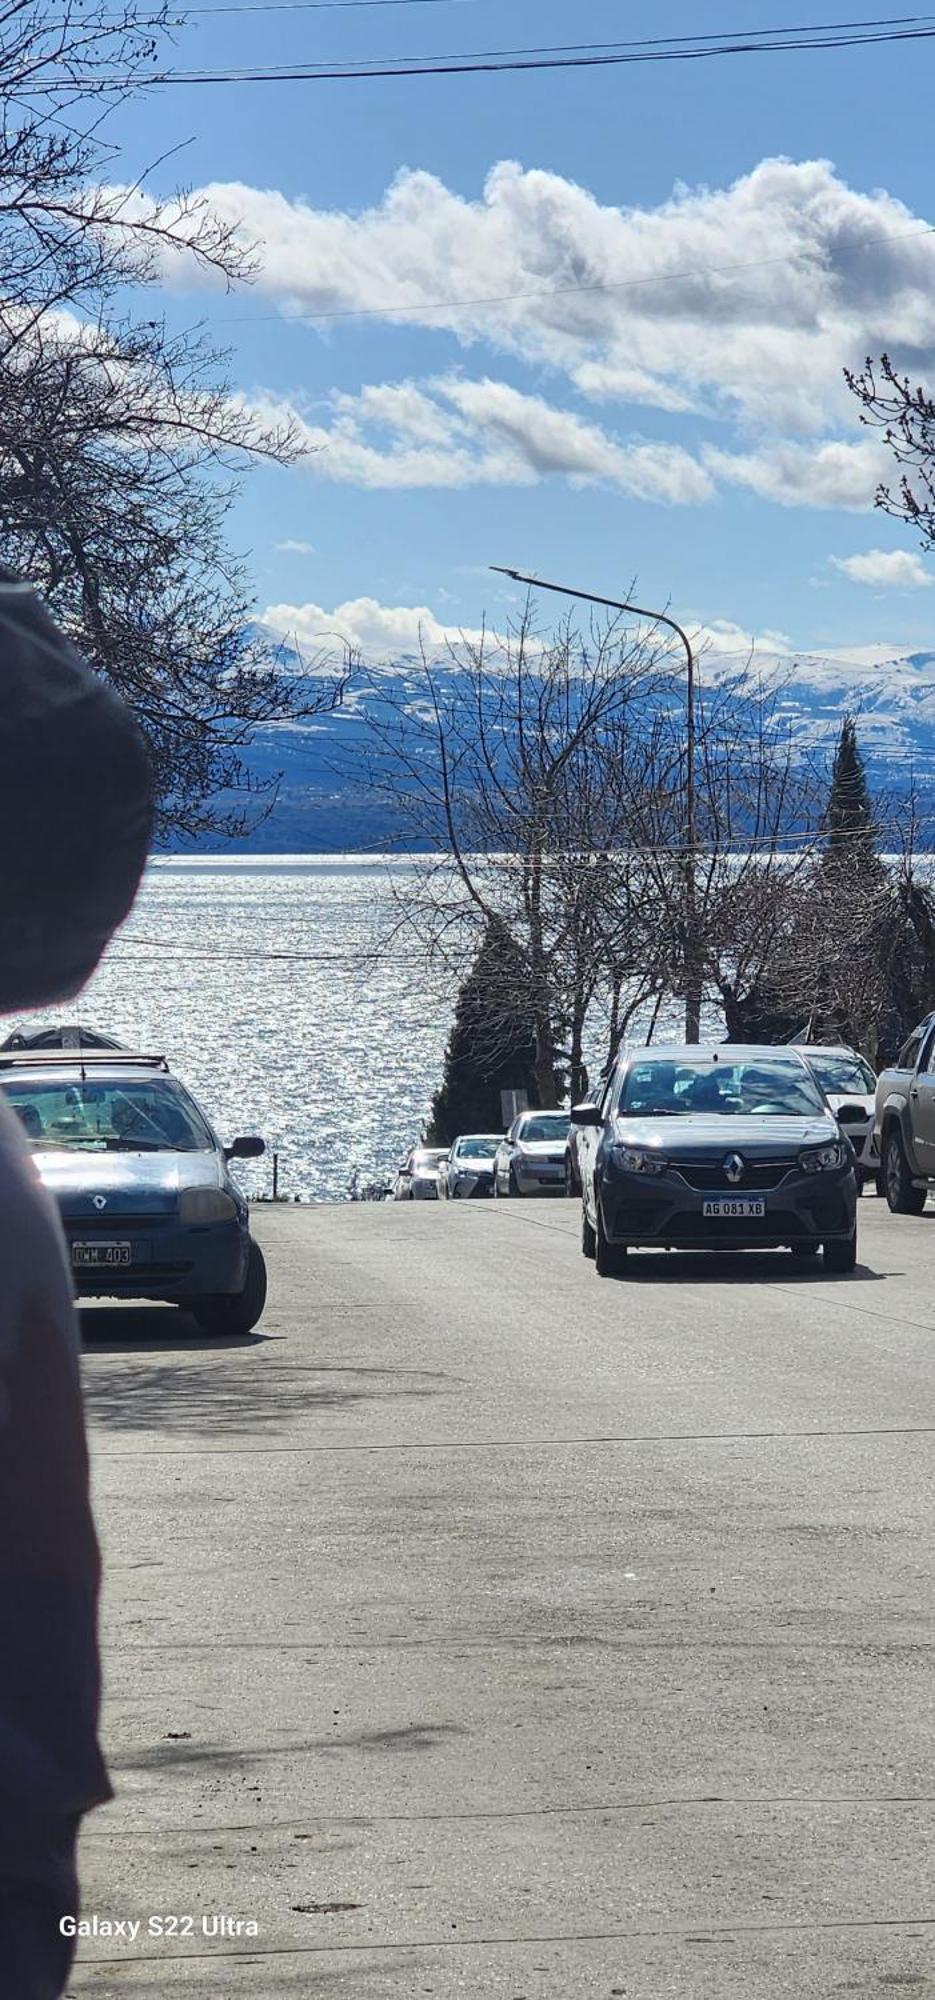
[247,376,712,502]
[830,548,933,589]
[706,438,888,510]
[276,538,315,555]
[262,595,487,658]
[148,156,935,435]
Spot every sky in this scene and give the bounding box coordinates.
[105,0,935,664]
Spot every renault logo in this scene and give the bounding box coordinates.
[722,1154,745,1185]
[93,1195,107,1211]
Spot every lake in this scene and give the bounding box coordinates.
[11,855,682,1202]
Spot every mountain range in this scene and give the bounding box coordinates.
[189,638,935,852]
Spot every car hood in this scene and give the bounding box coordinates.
[457,1155,494,1172]
[34,1147,222,1216]
[611,1114,839,1156]
[516,1138,568,1157]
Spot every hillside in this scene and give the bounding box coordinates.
[179,641,935,852]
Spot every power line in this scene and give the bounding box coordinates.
[43,13,935,85]
[210,218,935,332]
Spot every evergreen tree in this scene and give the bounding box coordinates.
[822,716,884,878]
[427,920,540,1144]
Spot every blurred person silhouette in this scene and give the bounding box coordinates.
[0,570,152,1996]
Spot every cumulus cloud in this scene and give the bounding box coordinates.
[149,156,935,434]
[262,595,487,658]
[706,438,888,510]
[276,538,315,554]
[830,548,933,588]
[249,375,712,502]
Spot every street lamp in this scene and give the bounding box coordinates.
[490,564,701,1040]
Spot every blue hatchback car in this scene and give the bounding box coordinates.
[0,1045,267,1334]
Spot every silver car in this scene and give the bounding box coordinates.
[439,1134,501,1199]
[394,1146,449,1201]
[493,1110,572,1197]
[794,1045,880,1191]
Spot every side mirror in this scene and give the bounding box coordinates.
[226,1135,266,1160]
[571,1103,602,1127]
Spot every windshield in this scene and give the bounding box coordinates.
[455,1136,500,1158]
[618,1057,825,1118]
[806,1054,876,1096]
[2,1076,215,1153]
[518,1114,571,1142]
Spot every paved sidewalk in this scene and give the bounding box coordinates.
[68,1198,935,1996]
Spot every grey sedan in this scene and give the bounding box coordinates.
[573,1046,858,1277]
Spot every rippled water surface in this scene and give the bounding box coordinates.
[16,858,451,1203]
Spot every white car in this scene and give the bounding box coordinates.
[394,1146,449,1200]
[438,1134,501,1199]
[795,1045,880,1191]
[493,1110,572,1197]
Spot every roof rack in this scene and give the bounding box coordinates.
[0,1050,169,1070]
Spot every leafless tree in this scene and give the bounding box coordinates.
[847,353,935,555]
[0,1,345,838]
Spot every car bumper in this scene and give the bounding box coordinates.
[598,1164,857,1249]
[411,1179,440,1200]
[452,1173,494,1197]
[64,1217,249,1302]
[513,1160,566,1193]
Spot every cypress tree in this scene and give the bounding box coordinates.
[822,715,883,879]
[427,919,540,1144]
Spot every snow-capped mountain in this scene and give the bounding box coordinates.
[184,639,935,851]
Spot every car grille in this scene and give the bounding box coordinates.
[673,1160,796,1191]
[667,1210,796,1242]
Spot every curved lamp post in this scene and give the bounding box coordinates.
[490,565,701,1041]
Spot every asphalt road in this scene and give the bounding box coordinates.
[68,1195,935,1998]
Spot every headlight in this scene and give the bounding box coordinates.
[798,1141,846,1174]
[611,1145,670,1176]
[179,1187,238,1224]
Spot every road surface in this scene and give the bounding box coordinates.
[69,1197,935,1996]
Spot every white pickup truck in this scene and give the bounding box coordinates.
[874,1012,935,1212]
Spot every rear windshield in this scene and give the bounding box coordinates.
[2,1076,214,1153]
[618,1058,825,1118]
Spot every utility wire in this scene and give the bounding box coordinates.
[34,13,935,86]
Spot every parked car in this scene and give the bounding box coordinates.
[565,1085,602,1195]
[572,1044,858,1277]
[875,1013,935,1212]
[493,1110,572,1197]
[438,1134,501,1199]
[394,1145,449,1200]
[793,1044,880,1192]
[0,1045,268,1333]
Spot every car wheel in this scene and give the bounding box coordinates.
[565,1157,579,1197]
[193,1239,267,1336]
[595,1202,627,1277]
[492,1173,501,1199]
[581,1203,596,1259]
[508,1164,523,1198]
[823,1228,857,1274]
[790,1241,820,1259]
[875,1172,885,1199]
[883,1128,928,1214]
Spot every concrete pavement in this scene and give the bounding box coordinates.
[68,1197,935,1996]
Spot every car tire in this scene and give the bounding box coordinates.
[823,1228,857,1274]
[565,1157,579,1198]
[875,1172,885,1199]
[508,1164,523,1198]
[492,1173,501,1199]
[595,1202,627,1277]
[790,1241,820,1259]
[883,1128,928,1215]
[581,1204,596,1259]
[193,1239,268,1337]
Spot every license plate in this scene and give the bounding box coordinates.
[72,1242,132,1268]
[702,1198,765,1219]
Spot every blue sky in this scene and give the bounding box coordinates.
[108,1,935,662]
